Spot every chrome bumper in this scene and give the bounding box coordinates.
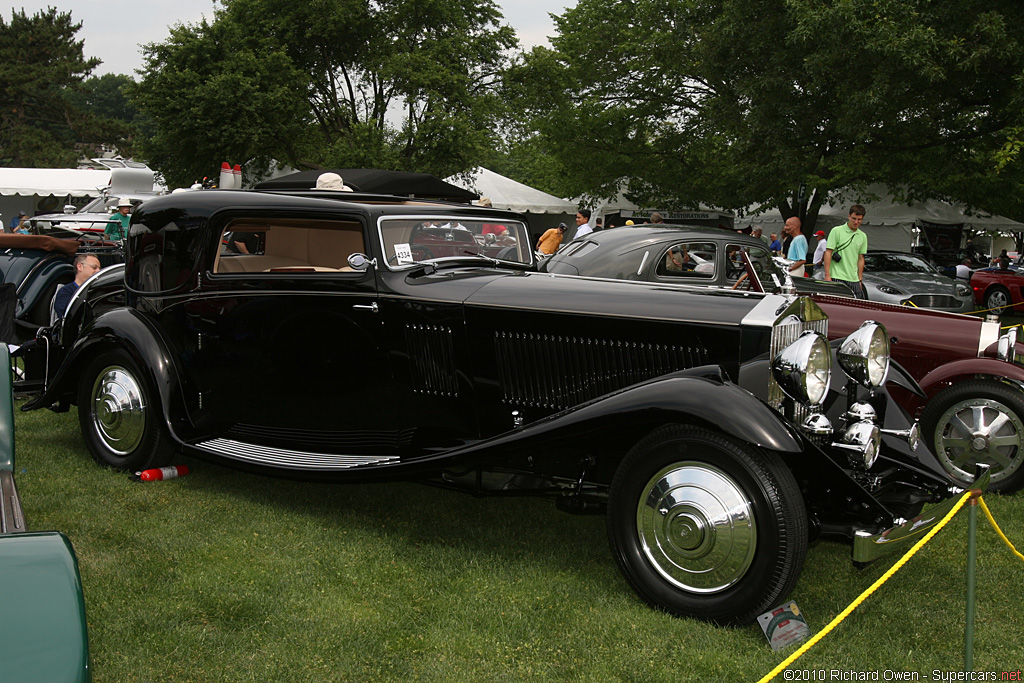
[852,469,990,563]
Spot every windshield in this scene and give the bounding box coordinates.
[862,252,937,274]
[378,217,531,268]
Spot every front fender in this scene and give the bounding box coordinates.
[438,367,804,467]
[916,357,1024,397]
[22,308,188,440]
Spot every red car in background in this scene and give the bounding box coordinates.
[968,266,1024,315]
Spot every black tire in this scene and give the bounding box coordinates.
[985,286,1011,315]
[607,425,807,625]
[921,379,1024,493]
[77,350,174,471]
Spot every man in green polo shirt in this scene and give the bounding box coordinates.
[823,204,868,298]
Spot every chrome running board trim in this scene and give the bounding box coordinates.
[195,438,399,470]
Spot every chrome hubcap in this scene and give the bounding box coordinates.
[935,398,1022,486]
[90,366,146,455]
[988,291,1008,312]
[637,462,756,593]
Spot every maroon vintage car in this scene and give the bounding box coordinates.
[791,292,1024,493]
[406,221,518,261]
[644,248,1024,493]
[968,266,1024,315]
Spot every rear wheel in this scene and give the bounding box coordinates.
[985,286,1011,315]
[607,425,807,624]
[77,350,174,471]
[921,380,1024,493]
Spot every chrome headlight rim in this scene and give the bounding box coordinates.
[838,320,890,388]
[771,330,832,407]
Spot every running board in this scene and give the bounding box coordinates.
[0,470,26,533]
[194,438,399,471]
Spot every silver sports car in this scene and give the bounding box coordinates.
[817,250,974,313]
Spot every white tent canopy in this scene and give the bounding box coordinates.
[0,168,112,197]
[446,167,576,214]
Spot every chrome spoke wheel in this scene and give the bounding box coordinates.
[935,398,1023,486]
[986,288,1010,314]
[89,365,146,456]
[636,462,756,593]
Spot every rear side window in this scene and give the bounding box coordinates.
[655,242,717,278]
[213,218,365,275]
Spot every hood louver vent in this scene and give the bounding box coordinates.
[494,331,708,409]
[405,324,459,396]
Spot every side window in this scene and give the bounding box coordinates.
[725,243,752,283]
[214,218,365,274]
[746,246,776,286]
[655,242,717,278]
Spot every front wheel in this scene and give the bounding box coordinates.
[921,380,1024,493]
[77,350,174,471]
[607,425,807,625]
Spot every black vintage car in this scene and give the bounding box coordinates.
[17,189,978,625]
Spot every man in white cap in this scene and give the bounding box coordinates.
[106,198,132,241]
[315,172,353,191]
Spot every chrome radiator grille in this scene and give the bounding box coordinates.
[768,314,828,422]
[495,331,708,409]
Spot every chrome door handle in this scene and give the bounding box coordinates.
[353,302,379,313]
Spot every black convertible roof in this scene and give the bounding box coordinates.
[253,169,478,202]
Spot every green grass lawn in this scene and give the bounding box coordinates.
[13,402,1024,682]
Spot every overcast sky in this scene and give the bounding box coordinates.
[6,0,574,76]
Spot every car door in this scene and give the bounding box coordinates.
[185,214,401,455]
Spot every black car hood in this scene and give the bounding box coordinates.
[466,271,772,326]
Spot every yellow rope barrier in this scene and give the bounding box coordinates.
[756,491,973,683]
[979,497,1024,562]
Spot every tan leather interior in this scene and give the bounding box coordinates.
[214,219,364,273]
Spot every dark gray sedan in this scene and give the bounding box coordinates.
[540,225,854,297]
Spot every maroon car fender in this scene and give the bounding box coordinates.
[916,356,1024,395]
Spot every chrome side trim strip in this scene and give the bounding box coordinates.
[195,438,399,470]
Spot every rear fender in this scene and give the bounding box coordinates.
[22,308,189,440]
[0,532,90,682]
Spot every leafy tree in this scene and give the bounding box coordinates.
[133,0,517,186]
[0,8,122,167]
[132,18,310,188]
[513,0,1024,226]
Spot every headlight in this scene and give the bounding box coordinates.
[838,321,890,388]
[955,283,971,297]
[772,330,831,406]
[877,284,904,295]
